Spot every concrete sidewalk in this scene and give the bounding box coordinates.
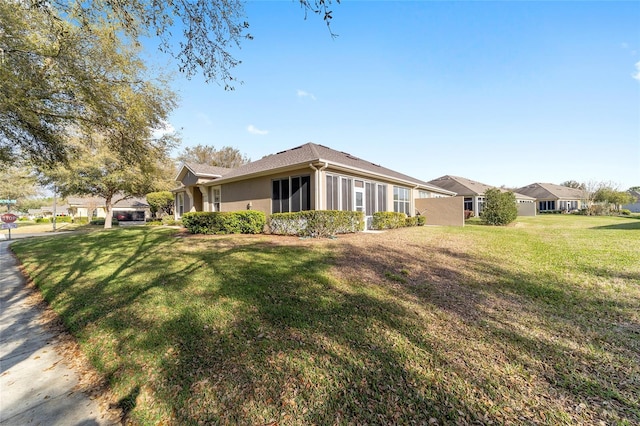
[0,240,118,425]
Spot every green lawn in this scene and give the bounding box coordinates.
[11,215,640,425]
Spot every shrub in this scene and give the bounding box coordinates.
[161,216,179,226]
[54,216,72,223]
[405,216,418,227]
[73,217,89,224]
[182,211,266,234]
[481,189,517,226]
[621,209,631,216]
[416,215,426,226]
[145,220,163,226]
[18,216,29,221]
[371,212,408,230]
[269,211,364,238]
[90,218,119,226]
[35,217,50,223]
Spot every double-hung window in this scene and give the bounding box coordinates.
[177,193,184,217]
[212,188,221,212]
[393,186,410,215]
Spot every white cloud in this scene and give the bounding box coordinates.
[297,89,317,101]
[633,61,640,81]
[152,120,175,139]
[247,124,268,135]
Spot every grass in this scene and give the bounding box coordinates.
[11,215,640,425]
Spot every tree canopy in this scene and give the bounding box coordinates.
[41,132,177,228]
[0,1,177,167]
[560,180,585,190]
[176,144,250,168]
[40,0,338,86]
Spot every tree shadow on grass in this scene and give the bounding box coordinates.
[13,229,639,424]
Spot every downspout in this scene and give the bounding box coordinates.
[309,162,329,210]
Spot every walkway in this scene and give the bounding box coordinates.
[0,238,118,425]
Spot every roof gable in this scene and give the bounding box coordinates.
[516,183,584,200]
[174,162,233,183]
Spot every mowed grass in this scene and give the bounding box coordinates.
[11,215,640,425]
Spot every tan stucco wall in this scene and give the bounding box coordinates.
[415,197,464,227]
[516,202,537,216]
[220,168,316,214]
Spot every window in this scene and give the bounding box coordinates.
[365,182,376,216]
[418,190,431,199]
[327,175,353,211]
[341,178,353,211]
[177,193,184,216]
[393,186,410,215]
[464,197,473,211]
[326,175,339,210]
[273,176,310,213]
[326,175,387,213]
[212,187,221,212]
[477,197,485,214]
[377,184,387,212]
[539,200,556,211]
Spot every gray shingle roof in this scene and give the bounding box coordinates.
[515,183,584,200]
[209,143,455,194]
[428,175,535,200]
[184,163,233,177]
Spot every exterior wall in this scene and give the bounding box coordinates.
[220,168,316,214]
[516,202,536,216]
[415,197,464,227]
[622,202,640,213]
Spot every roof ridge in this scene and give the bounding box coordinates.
[307,142,321,159]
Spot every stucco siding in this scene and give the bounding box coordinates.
[516,202,536,216]
[220,168,316,214]
[415,197,464,227]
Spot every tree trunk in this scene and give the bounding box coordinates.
[104,197,113,229]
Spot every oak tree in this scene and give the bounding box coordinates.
[176,144,250,168]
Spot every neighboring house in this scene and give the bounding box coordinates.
[515,183,584,212]
[173,142,457,228]
[427,175,536,217]
[42,196,151,221]
[622,190,640,213]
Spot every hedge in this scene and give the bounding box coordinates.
[90,218,119,226]
[269,210,364,238]
[371,212,409,230]
[182,211,266,234]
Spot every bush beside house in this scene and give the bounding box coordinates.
[182,211,266,234]
[268,211,364,238]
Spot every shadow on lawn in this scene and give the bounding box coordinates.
[152,237,638,424]
[14,229,639,424]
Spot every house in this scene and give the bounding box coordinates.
[42,196,151,221]
[515,183,584,213]
[427,175,536,217]
[622,190,640,213]
[173,143,458,227]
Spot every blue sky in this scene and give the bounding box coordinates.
[157,1,639,190]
